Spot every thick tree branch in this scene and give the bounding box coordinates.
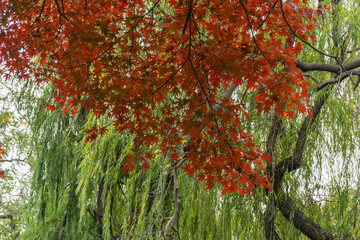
[213,83,237,111]
[265,204,282,240]
[270,91,330,240]
[264,116,283,240]
[265,115,283,160]
[278,194,334,240]
[296,58,360,73]
[273,93,327,193]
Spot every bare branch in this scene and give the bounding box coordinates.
[317,70,360,90]
[0,159,30,166]
[303,74,320,85]
[279,0,337,59]
[296,58,360,73]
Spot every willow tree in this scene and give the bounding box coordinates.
[0,77,34,239]
[2,0,360,239]
[261,0,360,239]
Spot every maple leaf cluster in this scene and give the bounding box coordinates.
[0,0,315,194]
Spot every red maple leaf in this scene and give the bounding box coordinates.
[0,170,5,179]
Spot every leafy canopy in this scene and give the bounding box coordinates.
[0,0,316,194]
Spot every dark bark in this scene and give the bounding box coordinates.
[266,115,283,160]
[264,194,282,240]
[269,91,334,240]
[264,116,283,240]
[278,194,333,240]
[273,93,327,194]
[265,115,283,179]
[296,58,360,74]
[317,70,360,91]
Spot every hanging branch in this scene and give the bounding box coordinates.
[279,0,338,59]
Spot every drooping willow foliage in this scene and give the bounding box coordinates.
[19,82,269,239]
[13,0,360,239]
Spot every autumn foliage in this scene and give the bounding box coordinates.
[0,145,4,179]
[0,0,316,194]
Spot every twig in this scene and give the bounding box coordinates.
[279,0,338,59]
[303,74,320,85]
[0,159,31,166]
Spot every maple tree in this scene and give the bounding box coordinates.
[0,0,316,194]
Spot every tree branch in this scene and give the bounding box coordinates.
[176,83,237,170]
[164,167,180,239]
[278,194,334,240]
[264,116,283,240]
[303,74,320,85]
[0,159,31,166]
[317,70,360,91]
[296,58,360,74]
[0,213,14,219]
[269,90,330,240]
[265,205,282,240]
[279,0,337,59]
[273,92,328,193]
[266,115,283,167]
